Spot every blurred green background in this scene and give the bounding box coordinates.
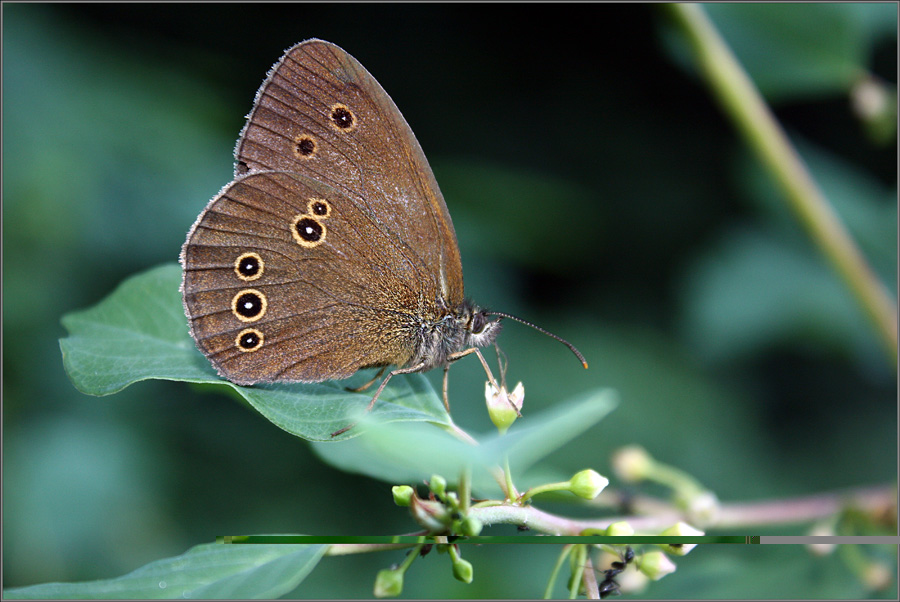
[3,3,896,598]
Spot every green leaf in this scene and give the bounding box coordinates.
[59,264,451,441]
[311,389,618,495]
[3,542,327,599]
[678,227,876,363]
[678,140,896,365]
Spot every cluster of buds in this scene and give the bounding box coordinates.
[392,476,483,538]
[377,475,483,596]
[612,445,720,527]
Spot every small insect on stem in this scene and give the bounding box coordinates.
[596,546,635,599]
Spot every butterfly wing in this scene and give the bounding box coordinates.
[181,171,438,385]
[235,39,465,305]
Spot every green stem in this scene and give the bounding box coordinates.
[520,480,573,504]
[503,455,518,501]
[569,544,588,599]
[398,540,424,572]
[544,544,575,599]
[667,3,898,365]
[459,465,472,516]
[642,458,706,502]
[569,544,587,600]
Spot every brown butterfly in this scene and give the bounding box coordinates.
[180,39,585,435]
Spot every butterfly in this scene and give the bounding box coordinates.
[181,40,585,435]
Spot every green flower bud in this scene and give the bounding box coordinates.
[569,469,609,500]
[605,521,634,537]
[611,445,653,482]
[392,485,414,507]
[851,75,897,145]
[806,521,835,556]
[445,491,459,508]
[685,491,720,527]
[863,562,893,590]
[459,516,483,536]
[638,549,676,580]
[430,474,447,499]
[452,556,474,583]
[374,567,404,597]
[658,522,703,555]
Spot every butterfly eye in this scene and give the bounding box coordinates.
[471,312,486,334]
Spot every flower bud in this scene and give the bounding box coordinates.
[409,495,450,532]
[391,485,414,507]
[862,561,893,590]
[569,469,609,500]
[686,491,720,527]
[374,567,404,597]
[658,522,703,555]
[806,521,836,557]
[429,474,447,499]
[485,382,524,434]
[605,521,634,537]
[611,445,653,482]
[459,516,483,537]
[452,556,474,583]
[638,549,677,580]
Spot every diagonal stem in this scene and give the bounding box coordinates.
[668,3,898,365]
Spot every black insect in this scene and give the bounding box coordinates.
[597,546,635,599]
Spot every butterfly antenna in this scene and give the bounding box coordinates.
[488,311,588,369]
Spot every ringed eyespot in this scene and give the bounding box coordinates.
[234,252,264,281]
[236,328,264,352]
[231,289,267,322]
[291,214,326,247]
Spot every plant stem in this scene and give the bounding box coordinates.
[322,484,892,555]
[468,483,894,534]
[667,3,898,365]
[582,553,600,600]
[569,544,587,599]
[520,480,573,504]
[544,545,575,599]
[503,455,518,501]
[459,465,472,516]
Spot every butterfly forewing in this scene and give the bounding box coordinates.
[235,39,464,303]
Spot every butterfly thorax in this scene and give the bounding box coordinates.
[407,299,501,372]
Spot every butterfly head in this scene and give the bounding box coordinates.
[464,303,503,349]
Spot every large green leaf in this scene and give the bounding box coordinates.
[3,542,327,599]
[311,388,618,495]
[678,141,896,365]
[59,264,451,441]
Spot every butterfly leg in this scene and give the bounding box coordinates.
[447,347,501,393]
[346,367,386,392]
[441,365,451,413]
[330,362,426,437]
[450,347,520,417]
